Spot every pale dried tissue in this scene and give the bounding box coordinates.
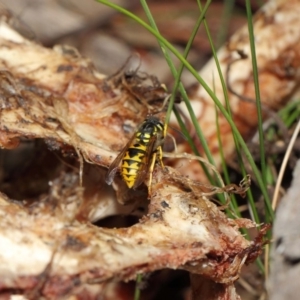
[0,1,292,298]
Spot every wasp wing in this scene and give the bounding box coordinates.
[105,135,136,185]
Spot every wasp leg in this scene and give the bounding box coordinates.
[147,152,157,195]
[157,145,164,168]
[148,146,165,195]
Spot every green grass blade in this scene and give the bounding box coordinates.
[141,0,218,183]
[197,0,262,224]
[96,0,273,220]
[134,274,142,300]
[216,0,235,49]
[245,0,273,222]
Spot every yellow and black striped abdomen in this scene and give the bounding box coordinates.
[120,117,164,189]
[121,142,147,188]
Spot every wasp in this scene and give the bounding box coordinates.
[105,116,165,190]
